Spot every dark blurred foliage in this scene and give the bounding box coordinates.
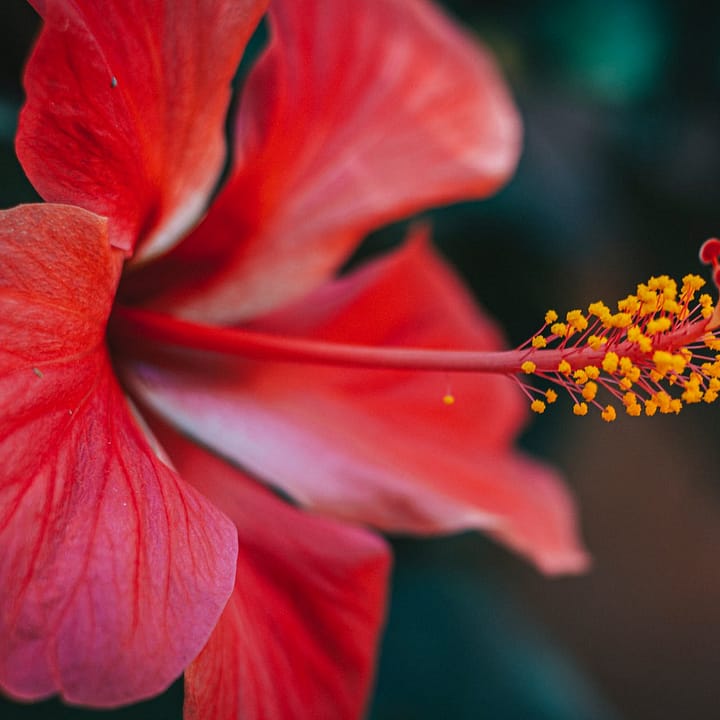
[3,1,720,718]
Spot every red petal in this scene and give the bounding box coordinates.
[125,234,588,575]
[17,0,268,258]
[0,205,238,706]
[145,0,521,322]
[148,424,390,720]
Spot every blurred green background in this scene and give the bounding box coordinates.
[2,1,720,718]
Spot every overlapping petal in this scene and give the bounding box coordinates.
[144,0,522,322]
[0,205,238,706]
[125,233,588,574]
[150,425,389,720]
[16,0,268,258]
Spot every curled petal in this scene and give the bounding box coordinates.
[151,426,390,720]
[17,0,268,258]
[143,0,522,321]
[0,205,238,705]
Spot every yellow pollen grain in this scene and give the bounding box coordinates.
[601,405,617,422]
[545,309,558,324]
[653,350,674,375]
[531,399,546,414]
[637,335,653,353]
[566,309,588,331]
[558,359,572,375]
[531,335,547,349]
[681,385,703,404]
[588,300,611,317]
[663,299,681,314]
[573,402,588,416]
[602,351,619,373]
[443,394,455,405]
[704,333,720,351]
[521,360,537,374]
[682,274,705,293]
[545,389,558,403]
[647,317,672,335]
[618,295,640,313]
[623,391,638,408]
[581,382,598,402]
[610,312,633,328]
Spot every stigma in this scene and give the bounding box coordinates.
[520,239,720,421]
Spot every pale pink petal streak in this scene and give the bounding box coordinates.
[126,236,587,574]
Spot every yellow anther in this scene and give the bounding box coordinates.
[671,354,687,374]
[626,403,642,417]
[682,274,705,293]
[602,351,619,374]
[669,398,683,414]
[709,378,720,392]
[557,359,572,375]
[573,369,588,385]
[627,326,642,342]
[618,295,640,313]
[653,350,674,375]
[601,405,617,422]
[531,399,546,414]
[551,322,568,337]
[566,309,588,332]
[619,377,633,391]
[587,334,607,350]
[581,381,598,402]
[681,384,703,404]
[545,309,558,324]
[702,361,720,378]
[637,335,653,353]
[545,389,558,403]
[573,402,588,416]
[531,335,547,349]
[644,400,658,416]
[588,300,611,317]
[702,305,714,319]
[663,299,681,315]
[521,360,537,374]
[443,394,455,405]
[705,333,720,351]
[610,312,633,328]
[647,317,672,335]
[622,391,638,408]
[700,293,713,308]
[584,366,600,380]
[705,390,719,403]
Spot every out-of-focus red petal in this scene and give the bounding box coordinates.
[145,0,521,322]
[125,233,588,575]
[16,0,268,259]
[0,205,238,706]
[146,424,390,720]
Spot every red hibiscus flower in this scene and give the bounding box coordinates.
[0,0,588,717]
